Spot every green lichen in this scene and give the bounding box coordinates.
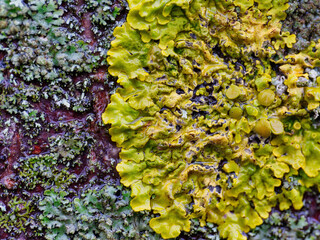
[103,0,320,239]
[39,182,162,240]
[181,219,220,240]
[17,154,76,190]
[249,190,320,239]
[0,196,34,234]
[0,0,128,238]
[49,131,94,166]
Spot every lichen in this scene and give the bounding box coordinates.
[282,0,320,52]
[16,154,76,190]
[0,196,34,234]
[249,189,320,239]
[103,0,320,239]
[39,182,162,240]
[2,0,320,239]
[48,131,94,166]
[0,0,129,238]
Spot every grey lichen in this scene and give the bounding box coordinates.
[82,0,128,65]
[282,0,320,52]
[48,131,94,166]
[0,79,45,137]
[248,189,320,240]
[0,0,127,238]
[249,210,320,240]
[39,182,163,240]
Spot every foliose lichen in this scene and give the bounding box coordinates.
[2,0,320,239]
[0,196,35,234]
[103,0,320,239]
[282,0,320,52]
[249,189,320,239]
[16,154,76,190]
[39,182,162,240]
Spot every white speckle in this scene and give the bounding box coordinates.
[272,75,287,95]
[60,99,70,108]
[181,109,188,119]
[0,201,6,212]
[309,69,318,79]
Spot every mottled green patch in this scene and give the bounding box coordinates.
[39,183,162,240]
[0,197,34,234]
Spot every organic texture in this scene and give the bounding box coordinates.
[249,190,320,240]
[0,0,129,238]
[103,0,320,239]
[39,182,162,240]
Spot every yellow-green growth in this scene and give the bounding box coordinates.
[103,0,320,239]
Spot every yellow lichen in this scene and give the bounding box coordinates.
[103,0,320,239]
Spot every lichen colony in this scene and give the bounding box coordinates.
[103,0,320,239]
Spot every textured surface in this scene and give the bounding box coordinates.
[0,0,131,238]
[103,0,320,239]
[1,0,320,239]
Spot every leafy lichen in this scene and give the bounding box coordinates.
[103,0,320,239]
[249,190,320,239]
[2,0,320,239]
[39,182,162,240]
[17,154,76,190]
[0,196,34,234]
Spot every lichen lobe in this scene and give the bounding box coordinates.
[104,0,320,239]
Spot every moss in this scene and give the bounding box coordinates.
[104,0,320,239]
